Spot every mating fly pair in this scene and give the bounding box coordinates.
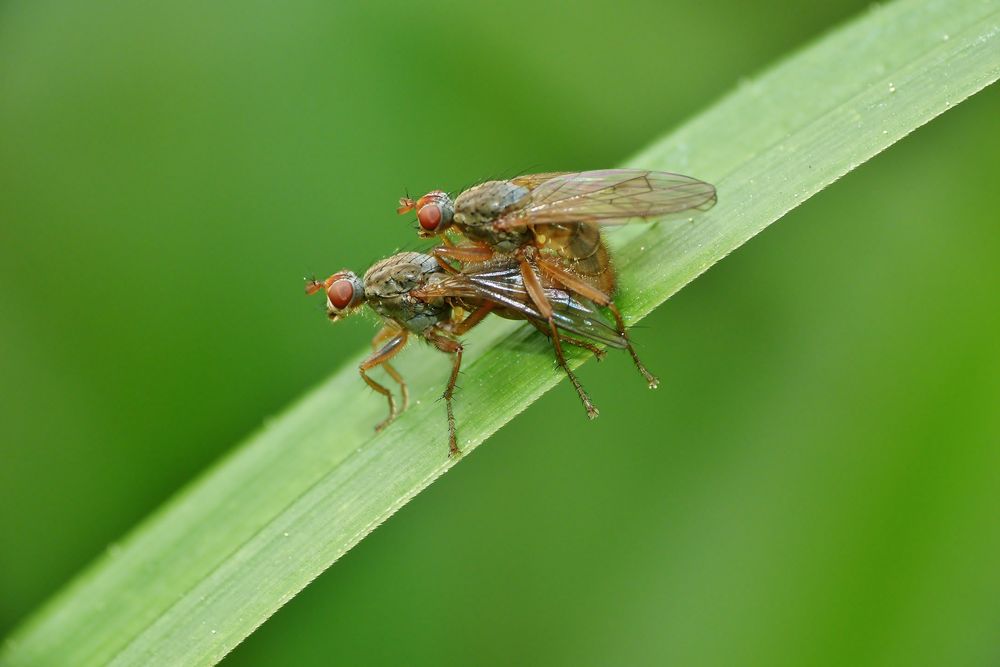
[310,169,717,455]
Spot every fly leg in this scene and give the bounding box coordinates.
[424,327,465,456]
[449,301,495,335]
[536,256,659,389]
[517,249,599,419]
[360,328,409,432]
[431,242,495,274]
[371,326,409,413]
[562,336,606,361]
[527,320,606,360]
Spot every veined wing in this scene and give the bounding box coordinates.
[509,171,571,190]
[417,264,627,349]
[496,169,716,230]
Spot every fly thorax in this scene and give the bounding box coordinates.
[363,252,451,334]
[454,180,532,248]
[363,253,437,297]
[367,288,451,335]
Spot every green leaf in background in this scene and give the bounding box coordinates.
[2,0,997,664]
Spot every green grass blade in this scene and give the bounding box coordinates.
[3,0,997,664]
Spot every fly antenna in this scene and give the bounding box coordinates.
[397,196,417,215]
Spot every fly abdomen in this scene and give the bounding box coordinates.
[574,237,617,295]
[541,222,617,295]
[562,222,601,262]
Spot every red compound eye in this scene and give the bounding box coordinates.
[417,204,442,232]
[327,279,355,310]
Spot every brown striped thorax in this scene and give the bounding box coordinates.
[359,253,452,334]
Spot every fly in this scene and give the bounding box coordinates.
[309,251,631,455]
[398,169,717,390]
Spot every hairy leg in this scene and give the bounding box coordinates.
[424,328,465,456]
[360,329,409,432]
[517,250,599,419]
[536,256,659,389]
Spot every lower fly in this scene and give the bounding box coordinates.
[308,252,633,455]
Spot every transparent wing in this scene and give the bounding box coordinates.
[496,169,717,230]
[509,171,572,190]
[417,264,627,349]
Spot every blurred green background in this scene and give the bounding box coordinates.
[2,1,998,665]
